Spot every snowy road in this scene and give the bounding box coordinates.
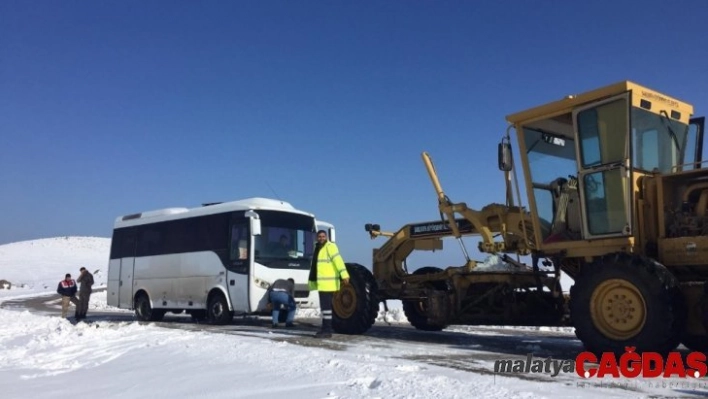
[1,291,585,361]
[7,291,708,398]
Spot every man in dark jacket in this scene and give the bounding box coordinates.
[57,273,78,318]
[75,267,94,320]
[267,278,296,328]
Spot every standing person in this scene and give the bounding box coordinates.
[75,267,94,320]
[308,230,349,338]
[267,278,296,328]
[56,273,78,318]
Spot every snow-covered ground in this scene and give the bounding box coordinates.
[1,237,707,398]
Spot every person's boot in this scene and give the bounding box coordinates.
[314,318,332,338]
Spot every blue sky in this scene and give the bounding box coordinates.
[2,1,707,266]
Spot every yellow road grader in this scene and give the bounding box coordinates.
[332,81,707,355]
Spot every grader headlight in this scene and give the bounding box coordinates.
[364,223,382,239]
[364,223,381,232]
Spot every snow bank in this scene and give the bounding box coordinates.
[0,308,539,399]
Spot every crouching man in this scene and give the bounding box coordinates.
[268,278,296,328]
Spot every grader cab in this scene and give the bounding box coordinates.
[331,81,707,355]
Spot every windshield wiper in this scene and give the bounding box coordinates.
[660,110,682,152]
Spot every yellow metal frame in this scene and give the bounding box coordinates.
[507,81,693,257]
[506,81,693,126]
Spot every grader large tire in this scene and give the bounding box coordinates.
[402,266,449,332]
[569,254,684,355]
[332,263,379,335]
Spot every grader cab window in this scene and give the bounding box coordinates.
[523,123,579,242]
[522,95,633,241]
[577,99,627,168]
[633,129,659,171]
[632,107,692,173]
[684,122,700,170]
[575,96,631,237]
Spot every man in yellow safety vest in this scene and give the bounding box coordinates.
[308,230,350,338]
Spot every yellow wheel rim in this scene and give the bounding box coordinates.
[333,284,357,319]
[590,278,647,340]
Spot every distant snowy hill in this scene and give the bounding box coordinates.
[0,236,110,294]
